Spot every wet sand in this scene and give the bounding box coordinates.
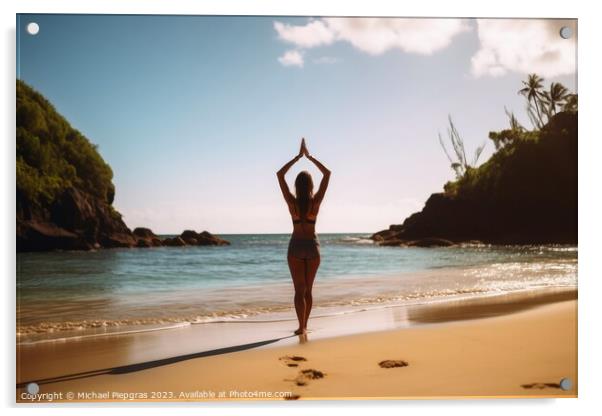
[16,288,577,401]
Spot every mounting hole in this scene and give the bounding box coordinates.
[26,22,40,36]
[26,382,39,395]
[559,26,572,39]
[559,377,573,391]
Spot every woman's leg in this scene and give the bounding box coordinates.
[288,254,308,334]
[303,255,321,330]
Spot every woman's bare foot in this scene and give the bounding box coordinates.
[294,328,306,335]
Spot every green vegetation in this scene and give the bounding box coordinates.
[444,111,576,201]
[440,74,577,181]
[438,116,486,179]
[518,73,577,130]
[440,74,577,237]
[16,80,115,209]
[442,74,577,196]
[377,73,577,244]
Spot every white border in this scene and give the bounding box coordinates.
[3,1,601,415]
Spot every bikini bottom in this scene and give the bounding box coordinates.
[288,237,320,260]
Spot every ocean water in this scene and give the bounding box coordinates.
[16,234,577,343]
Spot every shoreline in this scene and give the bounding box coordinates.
[17,254,577,344]
[17,286,577,400]
[17,281,577,345]
[17,285,577,346]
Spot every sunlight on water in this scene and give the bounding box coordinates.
[16,234,577,342]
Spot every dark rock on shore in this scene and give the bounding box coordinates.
[163,236,186,247]
[133,227,156,239]
[180,230,231,246]
[17,188,136,252]
[161,231,230,247]
[462,240,485,246]
[372,111,577,246]
[17,80,136,252]
[377,239,406,247]
[373,236,455,248]
[407,238,455,247]
[182,237,198,245]
[133,227,162,247]
[17,220,86,251]
[136,239,151,248]
[16,80,230,253]
[17,197,232,251]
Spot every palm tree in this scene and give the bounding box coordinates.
[562,93,578,112]
[542,82,570,117]
[519,74,546,128]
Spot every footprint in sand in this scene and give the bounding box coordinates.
[279,355,307,367]
[300,369,325,379]
[378,359,409,369]
[521,382,561,390]
[283,369,326,400]
[280,355,326,391]
[293,369,326,386]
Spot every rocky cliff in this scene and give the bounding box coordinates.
[17,188,136,251]
[16,80,229,252]
[372,111,578,246]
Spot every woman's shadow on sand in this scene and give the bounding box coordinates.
[17,334,297,388]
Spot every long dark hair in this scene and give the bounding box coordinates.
[294,171,314,219]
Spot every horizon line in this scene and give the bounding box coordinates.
[151,231,374,236]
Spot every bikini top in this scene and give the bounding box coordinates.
[292,201,316,225]
[292,217,316,225]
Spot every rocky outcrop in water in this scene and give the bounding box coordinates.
[162,236,186,247]
[133,227,162,247]
[180,230,230,246]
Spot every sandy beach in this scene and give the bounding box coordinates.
[17,288,577,401]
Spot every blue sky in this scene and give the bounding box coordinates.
[17,15,577,233]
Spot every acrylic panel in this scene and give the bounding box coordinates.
[16,14,577,402]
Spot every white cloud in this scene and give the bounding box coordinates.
[274,20,335,48]
[274,18,471,56]
[277,49,304,67]
[322,18,470,55]
[471,19,577,78]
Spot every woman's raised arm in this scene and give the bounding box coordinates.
[307,154,331,204]
[277,146,303,204]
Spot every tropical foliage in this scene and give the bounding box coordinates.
[437,73,577,240]
[440,74,577,179]
[519,73,577,129]
[438,116,486,179]
[443,109,577,230]
[16,80,116,208]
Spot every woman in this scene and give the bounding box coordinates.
[277,138,331,335]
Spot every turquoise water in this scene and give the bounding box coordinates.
[16,234,577,342]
